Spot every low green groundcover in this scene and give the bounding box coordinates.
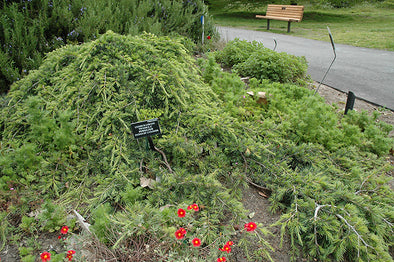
[0,32,393,261]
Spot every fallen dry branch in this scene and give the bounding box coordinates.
[241,153,272,195]
[245,177,272,196]
[154,146,173,173]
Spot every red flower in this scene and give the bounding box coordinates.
[244,222,257,232]
[191,203,199,211]
[67,250,76,255]
[226,240,234,246]
[175,229,185,240]
[177,208,186,218]
[60,225,69,234]
[179,227,187,235]
[66,253,73,261]
[175,227,187,239]
[192,238,201,247]
[187,203,199,211]
[40,251,51,262]
[207,35,211,40]
[219,244,231,253]
[58,236,61,239]
[217,257,227,262]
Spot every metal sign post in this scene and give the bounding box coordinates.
[344,91,356,114]
[201,15,205,45]
[273,37,277,51]
[315,26,337,95]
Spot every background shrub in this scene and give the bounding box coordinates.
[214,39,308,84]
[0,0,215,93]
[214,38,264,67]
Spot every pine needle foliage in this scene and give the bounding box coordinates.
[0,33,393,261]
[0,31,257,260]
[202,40,394,261]
[0,31,216,194]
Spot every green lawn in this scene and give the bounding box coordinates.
[209,3,394,51]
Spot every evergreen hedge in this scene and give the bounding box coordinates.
[0,0,215,93]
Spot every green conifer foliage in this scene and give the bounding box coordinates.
[214,39,308,85]
[0,31,250,260]
[0,31,393,261]
[201,46,394,261]
[1,31,213,192]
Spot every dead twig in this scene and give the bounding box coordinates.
[258,191,269,198]
[154,146,173,173]
[241,153,272,195]
[73,210,91,234]
[245,177,271,195]
[356,174,373,194]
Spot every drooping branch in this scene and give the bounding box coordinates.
[336,214,372,250]
[355,188,379,195]
[314,204,330,221]
[245,177,271,194]
[356,174,372,194]
[382,217,394,230]
[312,203,374,258]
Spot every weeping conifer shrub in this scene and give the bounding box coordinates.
[0,30,218,201]
[0,31,273,261]
[0,0,215,93]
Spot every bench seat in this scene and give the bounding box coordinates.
[256,5,304,33]
[256,15,301,22]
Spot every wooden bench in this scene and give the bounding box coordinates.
[256,4,304,33]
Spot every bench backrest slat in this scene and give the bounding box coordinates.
[266,4,304,21]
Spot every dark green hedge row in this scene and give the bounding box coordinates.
[0,0,215,93]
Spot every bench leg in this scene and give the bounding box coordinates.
[287,21,291,33]
[267,19,270,30]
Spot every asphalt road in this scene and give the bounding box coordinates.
[217,26,394,111]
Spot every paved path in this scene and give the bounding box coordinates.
[217,26,394,110]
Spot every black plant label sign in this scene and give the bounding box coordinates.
[131,118,161,139]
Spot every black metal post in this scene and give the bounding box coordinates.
[273,38,277,51]
[287,21,291,33]
[345,91,355,115]
[146,136,155,151]
[267,19,270,30]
